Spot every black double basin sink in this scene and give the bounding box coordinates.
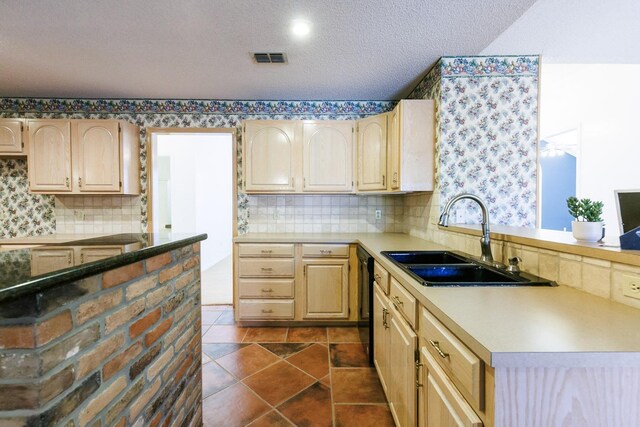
[381,251,556,287]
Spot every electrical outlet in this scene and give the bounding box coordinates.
[73,209,85,221]
[375,209,382,220]
[622,274,640,300]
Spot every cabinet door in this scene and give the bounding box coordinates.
[31,248,74,276]
[388,106,401,190]
[302,259,349,319]
[373,283,391,395]
[79,247,123,264]
[77,121,121,192]
[389,307,418,427]
[357,114,387,191]
[420,347,482,427]
[302,121,354,192]
[244,121,297,192]
[27,120,72,192]
[0,119,24,154]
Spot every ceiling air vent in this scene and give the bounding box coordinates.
[253,52,287,64]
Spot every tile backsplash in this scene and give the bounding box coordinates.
[247,194,405,233]
[54,195,142,234]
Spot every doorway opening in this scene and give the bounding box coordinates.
[147,128,236,305]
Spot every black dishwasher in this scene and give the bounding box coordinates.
[356,245,374,365]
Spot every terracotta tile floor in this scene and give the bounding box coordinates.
[201,305,395,427]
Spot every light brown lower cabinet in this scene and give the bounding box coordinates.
[373,271,417,427]
[388,302,418,427]
[235,243,355,322]
[420,347,483,427]
[30,248,74,276]
[373,282,391,394]
[31,246,129,276]
[302,258,349,319]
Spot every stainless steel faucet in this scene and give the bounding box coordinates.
[438,193,494,263]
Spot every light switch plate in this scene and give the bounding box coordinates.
[622,274,640,300]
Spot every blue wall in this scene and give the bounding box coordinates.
[540,140,576,231]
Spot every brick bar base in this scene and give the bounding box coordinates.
[0,243,203,427]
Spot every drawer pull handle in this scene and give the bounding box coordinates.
[319,249,333,254]
[392,295,403,306]
[261,267,273,272]
[261,249,273,254]
[261,309,273,314]
[429,340,449,359]
[261,288,274,293]
[415,360,424,388]
[382,308,389,329]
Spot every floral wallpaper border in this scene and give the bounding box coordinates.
[440,55,539,77]
[0,98,393,116]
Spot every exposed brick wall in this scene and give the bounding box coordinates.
[0,242,203,427]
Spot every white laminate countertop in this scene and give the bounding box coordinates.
[235,233,640,368]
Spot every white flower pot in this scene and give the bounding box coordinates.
[571,221,604,242]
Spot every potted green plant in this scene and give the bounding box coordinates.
[566,196,604,242]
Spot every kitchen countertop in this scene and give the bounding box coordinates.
[235,233,640,368]
[0,233,207,302]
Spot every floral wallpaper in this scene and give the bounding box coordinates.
[408,55,539,228]
[0,99,393,238]
[0,159,55,238]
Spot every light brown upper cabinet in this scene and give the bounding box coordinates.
[243,121,297,192]
[27,119,140,195]
[387,99,436,192]
[356,114,388,191]
[302,121,354,192]
[357,99,435,193]
[27,120,72,192]
[243,120,355,194]
[0,119,26,155]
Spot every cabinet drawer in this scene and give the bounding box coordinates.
[301,244,348,258]
[373,261,390,294]
[238,279,294,298]
[238,258,295,277]
[389,277,417,327]
[238,243,294,258]
[238,299,294,319]
[420,306,483,408]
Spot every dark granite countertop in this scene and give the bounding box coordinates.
[0,233,207,302]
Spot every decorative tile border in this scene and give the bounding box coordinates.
[0,98,394,116]
[441,55,539,78]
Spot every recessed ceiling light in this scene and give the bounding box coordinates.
[291,20,311,37]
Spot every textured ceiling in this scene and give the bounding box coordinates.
[0,0,538,100]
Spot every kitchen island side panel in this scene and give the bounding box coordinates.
[0,242,203,427]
